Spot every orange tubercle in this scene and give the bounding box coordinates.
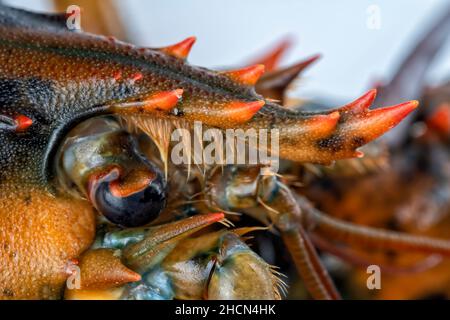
[224,100,265,123]
[223,64,265,86]
[14,115,33,132]
[161,36,196,60]
[340,100,419,144]
[339,89,377,114]
[143,89,184,111]
[131,72,143,82]
[203,212,225,224]
[308,111,340,127]
[354,150,365,158]
[113,71,122,81]
[370,100,419,126]
[305,111,340,138]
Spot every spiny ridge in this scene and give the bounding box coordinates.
[223,100,266,123]
[222,64,265,86]
[337,89,377,115]
[112,89,183,114]
[159,36,196,60]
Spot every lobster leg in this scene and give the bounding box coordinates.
[208,165,450,299]
[297,194,450,256]
[311,234,443,275]
[260,181,341,300]
[282,225,341,299]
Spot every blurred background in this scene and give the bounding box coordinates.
[3,0,450,300]
[4,0,450,104]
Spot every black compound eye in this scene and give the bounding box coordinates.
[88,163,167,227]
[58,116,168,227]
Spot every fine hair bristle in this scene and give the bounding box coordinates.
[219,218,235,228]
[269,265,288,298]
[122,116,188,179]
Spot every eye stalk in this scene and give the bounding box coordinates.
[58,117,167,227]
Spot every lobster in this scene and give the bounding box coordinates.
[0,4,449,300]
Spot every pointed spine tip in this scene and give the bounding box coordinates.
[252,38,293,72]
[223,64,266,86]
[372,100,419,123]
[161,36,196,60]
[301,54,322,66]
[408,100,420,110]
[14,115,33,131]
[310,111,340,127]
[225,100,265,123]
[131,72,143,82]
[363,88,378,105]
[144,89,184,111]
[301,111,340,139]
[205,212,225,223]
[128,271,142,282]
[183,213,225,232]
[74,249,142,290]
[339,99,420,146]
[288,54,321,74]
[368,88,378,97]
[355,150,365,158]
[113,71,122,81]
[329,111,340,120]
[394,99,419,119]
[317,111,340,133]
[340,89,377,114]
